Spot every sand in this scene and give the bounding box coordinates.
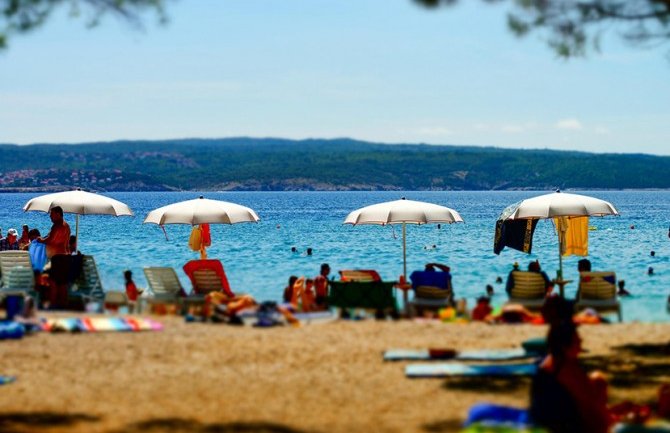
[1,316,670,433]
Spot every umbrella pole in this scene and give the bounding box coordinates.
[75,214,79,246]
[402,222,408,315]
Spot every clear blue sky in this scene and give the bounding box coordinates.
[1,0,669,155]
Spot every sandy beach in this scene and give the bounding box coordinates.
[2,316,670,433]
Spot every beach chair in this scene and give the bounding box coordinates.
[329,270,397,318]
[0,251,37,301]
[143,267,188,314]
[576,271,622,322]
[103,291,130,313]
[407,270,454,317]
[68,255,105,308]
[505,271,547,311]
[183,259,235,297]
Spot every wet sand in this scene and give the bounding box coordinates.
[1,316,670,433]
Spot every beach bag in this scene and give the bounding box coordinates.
[188,226,203,251]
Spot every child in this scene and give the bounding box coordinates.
[617,280,631,296]
[301,278,316,312]
[471,296,492,321]
[124,270,143,313]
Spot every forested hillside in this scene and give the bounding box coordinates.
[1,138,668,191]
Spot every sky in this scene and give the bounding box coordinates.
[0,0,669,155]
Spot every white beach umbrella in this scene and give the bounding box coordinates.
[144,196,260,258]
[144,196,259,225]
[23,189,133,241]
[505,191,618,220]
[497,190,619,292]
[344,197,464,307]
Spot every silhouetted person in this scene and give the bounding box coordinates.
[651,250,656,257]
[486,284,494,297]
[648,267,654,276]
[617,280,631,296]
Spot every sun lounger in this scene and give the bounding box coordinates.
[505,271,547,311]
[576,271,622,322]
[183,259,235,296]
[328,278,397,316]
[405,362,538,378]
[407,270,454,317]
[0,251,36,300]
[384,348,535,362]
[143,267,187,313]
[68,255,105,307]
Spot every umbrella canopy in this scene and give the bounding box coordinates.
[495,191,619,294]
[344,198,464,312]
[23,189,133,242]
[143,196,260,259]
[23,189,133,216]
[505,192,618,220]
[344,198,463,226]
[144,197,259,225]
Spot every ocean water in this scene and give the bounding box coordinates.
[1,191,669,322]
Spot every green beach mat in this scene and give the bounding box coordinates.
[460,423,548,432]
[384,348,534,362]
[406,362,538,378]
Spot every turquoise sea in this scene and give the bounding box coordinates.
[1,191,669,322]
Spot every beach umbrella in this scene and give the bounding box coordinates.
[494,190,618,295]
[23,189,133,242]
[143,196,260,258]
[344,198,464,309]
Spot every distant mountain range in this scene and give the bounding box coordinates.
[1,137,669,191]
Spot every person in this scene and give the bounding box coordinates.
[529,319,611,433]
[528,260,553,292]
[648,266,654,276]
[0,228,20,251]
[306,247,313,256]
[314,263,331,310]
[69,235,80,255]
[486,284,494,297]
[283,275,298,304]
[37,206,71,258]
[471,296,492,321]
[301,278,316,311]
[577,259,591,273]
[37,207,71,309]
[651,250,656,257]
[18,225,30,250]
[291,246,298,253]
[617,280,631,296]
[124,270,142,313]
[495,276,503,284]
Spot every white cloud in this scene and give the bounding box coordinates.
[415,126,454,136]
[501,124,525,133]
[594,126,611,135]
[555,118,583,130]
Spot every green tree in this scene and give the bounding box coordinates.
[0,0,165,49]
[414,0,670,58]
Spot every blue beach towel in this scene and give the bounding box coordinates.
[0,376,16,385]
[406,362,538,378]
[0,321,25,340]
[384,348,534,362]
[28,241,47,272]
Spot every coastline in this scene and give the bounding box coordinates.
[2,316,670,433]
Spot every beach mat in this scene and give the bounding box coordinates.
[384,348,533,362]
[43,317,163,333]
[0,376,15,385]
[406,362,538,378]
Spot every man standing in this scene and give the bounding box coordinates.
[38,206,70,258]
[38,206,71,309]
[314,263,331,310]
[0,228,20,251]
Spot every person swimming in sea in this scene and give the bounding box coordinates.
[617,280,631,297]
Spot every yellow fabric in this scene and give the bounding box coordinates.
[188,226,203,251]
[559,216,589,257]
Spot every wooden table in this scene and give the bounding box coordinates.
[552,279,573,298]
